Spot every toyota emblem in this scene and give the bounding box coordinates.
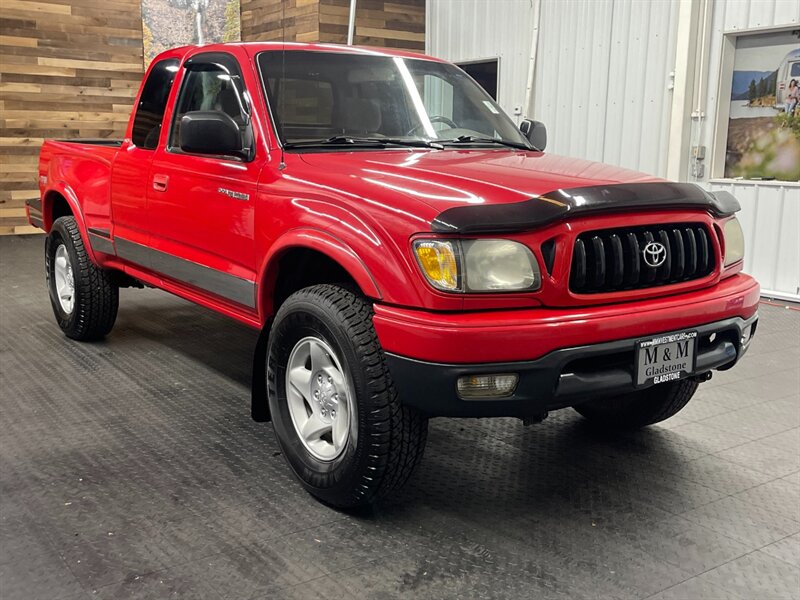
[643,241,667,268]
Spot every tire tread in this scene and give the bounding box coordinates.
[574,379,699,429]
[270,284,427,507]
[48,216,118,340]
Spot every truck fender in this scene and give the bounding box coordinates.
[252,230,381,423]
[256,227,382,317]
[41,183,101,264]
[42,182,83,231]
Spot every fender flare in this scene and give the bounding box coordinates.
[253,229,383,422]
[42,182,102,264]
[42,182,83,230]
[256,227,382,317]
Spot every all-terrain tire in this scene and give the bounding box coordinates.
[267,284,428,508]
[573,379,699,430]
[45,216,119,341]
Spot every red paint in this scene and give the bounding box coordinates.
[373,274,760,363]
[34,42,760,360]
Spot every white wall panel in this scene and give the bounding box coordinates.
[707,181,800,301]
[429,0,678,176]
[533,0,679,176]
[533,0,614,163]
[426,0,536,122]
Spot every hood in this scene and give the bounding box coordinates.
[297,149,660,216]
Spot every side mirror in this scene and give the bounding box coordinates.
[179,111,245,159]
[520,119,547,151]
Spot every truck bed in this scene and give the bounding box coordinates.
[53,139,123,147]
[37,139,121,233]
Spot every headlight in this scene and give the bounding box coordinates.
[723,217,745,266]
[413,238,540,293]
[462,239,539,291]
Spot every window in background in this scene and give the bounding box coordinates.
[457,59,499,100]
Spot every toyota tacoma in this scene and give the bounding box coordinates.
[29,43,759,507]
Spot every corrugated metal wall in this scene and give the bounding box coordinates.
[708,182,800,300]
[428,0,679,177]
[426,0,535,123]
[532,0,679,177]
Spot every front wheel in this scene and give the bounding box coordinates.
[266,284,428,508]
[45,216,118,341]
[573,379,699,430]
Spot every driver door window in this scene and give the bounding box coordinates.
[169,65,252,158]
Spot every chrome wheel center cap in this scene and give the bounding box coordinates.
[311,370,341,421]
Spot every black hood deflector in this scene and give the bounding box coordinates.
[430,182,740,234]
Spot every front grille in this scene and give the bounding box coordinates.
[569,223,715,294]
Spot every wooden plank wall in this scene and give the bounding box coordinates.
[0,0,143,235]
[0,0,423,235]
[241,0,320,43]
[240,0,424,49]
[319,0,424,50]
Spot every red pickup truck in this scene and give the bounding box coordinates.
[29,42,759,507]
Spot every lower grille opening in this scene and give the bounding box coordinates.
[563,351,632,379]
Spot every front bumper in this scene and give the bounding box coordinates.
[375,274,760,417]
[385,314,757,417]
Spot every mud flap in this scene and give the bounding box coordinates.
[251,320,272,422]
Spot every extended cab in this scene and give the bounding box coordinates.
[29,43,760,507]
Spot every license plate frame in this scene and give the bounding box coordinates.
[634,330,698,388]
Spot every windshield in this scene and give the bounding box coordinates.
[257,50,530,149]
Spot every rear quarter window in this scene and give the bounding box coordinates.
[131,58,180,150]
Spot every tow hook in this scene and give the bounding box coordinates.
[691,372,713,383]
[521,412,549,426]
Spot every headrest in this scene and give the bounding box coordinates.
[341,98,381,133]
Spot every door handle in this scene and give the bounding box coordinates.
[152,174,169,192]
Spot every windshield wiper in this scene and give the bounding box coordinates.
[440,135,532,150]
[284,136,443,149]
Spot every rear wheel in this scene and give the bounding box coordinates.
[573,379,699,430]
[46,216,118,341]
[267,284,428,508]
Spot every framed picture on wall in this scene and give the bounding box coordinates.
[142,0,242,68]
[722,28,800,181]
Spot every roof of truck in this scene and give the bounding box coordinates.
[157,42,446,64]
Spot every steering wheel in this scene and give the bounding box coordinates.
[407,115,458,136]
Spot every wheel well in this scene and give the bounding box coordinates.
[46,192,72,229]
[271,248,359,312]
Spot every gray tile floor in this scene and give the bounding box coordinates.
[1,234,798,600]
